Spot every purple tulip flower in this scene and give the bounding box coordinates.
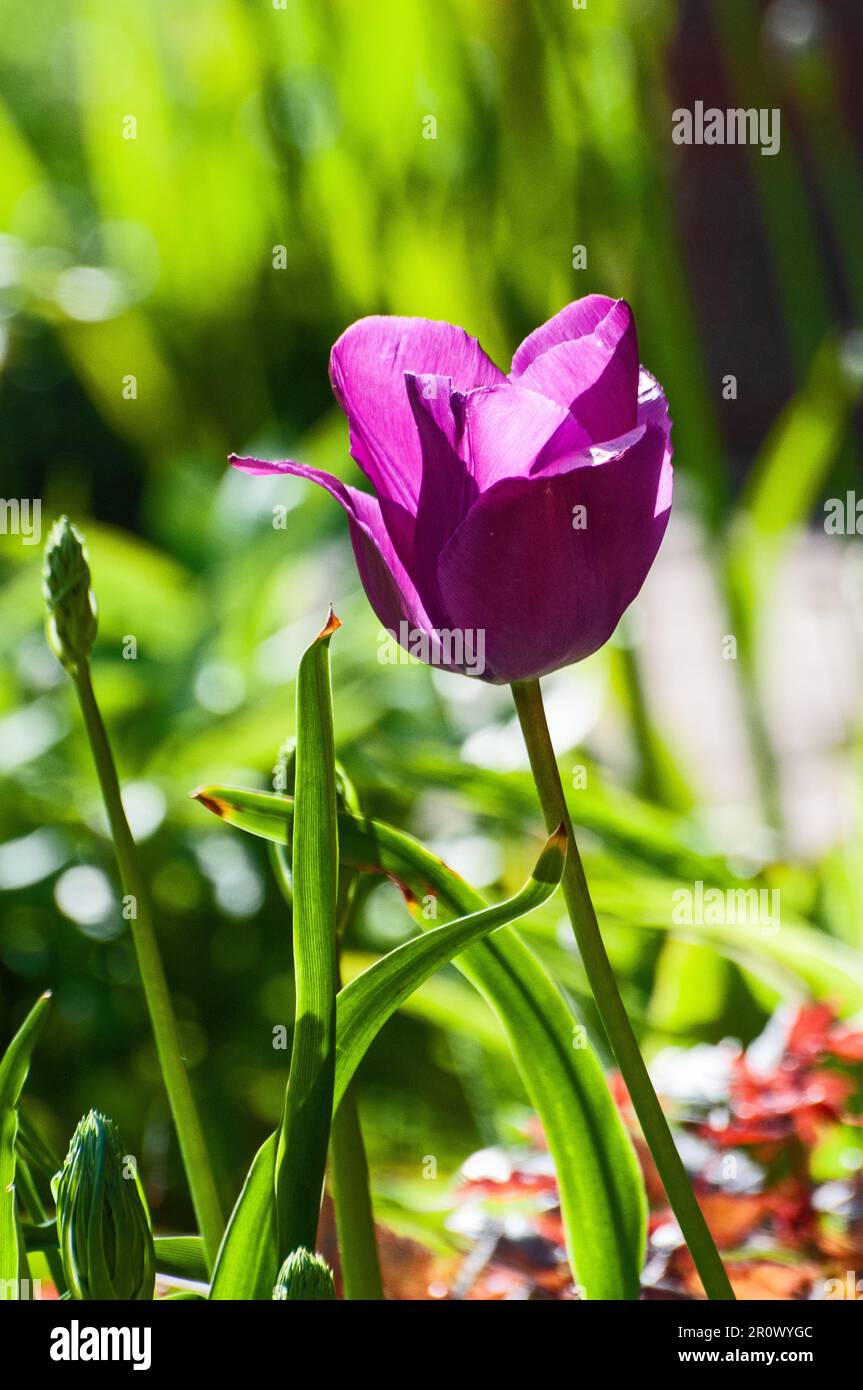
[231,295,673,683]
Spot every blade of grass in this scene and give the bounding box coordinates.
[271,839,383,1300]
[14,1106,65,1289]
[209,1131,278,1301]
[15,1111,66,1291]
[328,1089,382,1300]
[194,787,648,1299]
[16,1110,61,1183]
[15,1159,65,1294]
[274,609,340,1261]
[23,1212,191,1299]
[153,1236,209,1282]
[0,994,51,1299]
[22,1231,211,1285]
[209,613,342,1302]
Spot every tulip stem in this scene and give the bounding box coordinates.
[73,661,224,1273]
[510,678,735,1301]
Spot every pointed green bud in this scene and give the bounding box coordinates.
[273,1247,335,1301]
[53,1110,155,1301]
[42,516,98,674]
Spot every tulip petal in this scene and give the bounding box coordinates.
[405,374,474,622]
[405,377,597,616]
[637,368,673,514]
[436,424,672,683]
[229,455,434,636]
[463,382,591,489]
[329,316,505,512]
[510,294,619,377]
[512,299,639,444]
[638,366,671,436]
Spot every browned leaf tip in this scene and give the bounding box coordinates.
[317,604,342,641]
[190,789,228,818]
[550,821,568,850]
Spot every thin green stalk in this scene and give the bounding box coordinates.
[73,663,224,1271]
[330,1084,383,1300]
[511,678,734,1301]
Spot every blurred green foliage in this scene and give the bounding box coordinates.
[2,0,863,1241]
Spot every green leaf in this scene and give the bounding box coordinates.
[194,788,647,1299]
[153,1236,209,1283]
[454,925,645,1299]
[0,994,51,1298]
[209,1131,277,1301]
[275,611,340,1262]
[208,835,564,1302]
[16,1111,62,1187]
[334,827,566,1109]
[210,614,341,1303]
[15,1146,67,1295]
[340,955,511,1054]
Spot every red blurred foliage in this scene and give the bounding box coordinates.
[704,1004,861,1151]
[390,1003,863,1300]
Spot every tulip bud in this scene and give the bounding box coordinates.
[53,1110,155,1301]
[42,516,98,675]
[273,1247,335,1300]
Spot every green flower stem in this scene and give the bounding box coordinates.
[330,1083,383,1300]
[510,678,734,1302]
[73,662,224,1272]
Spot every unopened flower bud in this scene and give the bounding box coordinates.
[53,1110,155,1301]
[273,1247,335,1300]
[42,516,97,674]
